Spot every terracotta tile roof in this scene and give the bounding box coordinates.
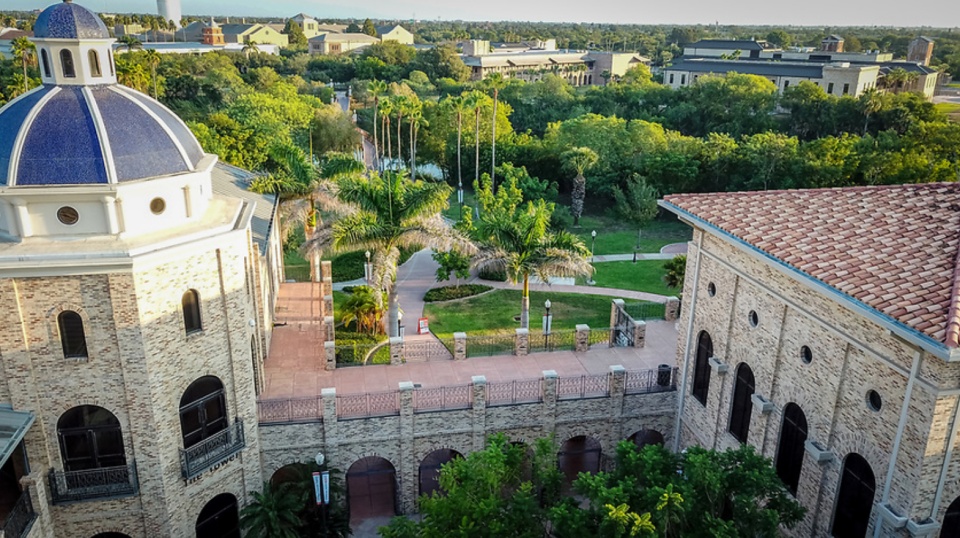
[662,183,960,347]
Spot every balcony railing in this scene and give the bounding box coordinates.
[1,488,36,537]
[180,420,246,479]
[48,463,139,504]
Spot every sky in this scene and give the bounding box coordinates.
[6,0,958,27]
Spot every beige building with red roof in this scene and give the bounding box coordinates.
[661,183,960,537]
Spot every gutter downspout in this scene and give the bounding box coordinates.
[873,348,923,538]
[672,229,704,452]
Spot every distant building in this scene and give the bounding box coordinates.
[664,58,880,97]
[908,36,934,66]
[308,32,380,55]
[683,39,780,59]
[820,34,844,52]
[376,24,414,45]
[157,0,181,28]
[0,27,31,57]
[218,23,288,46]
[288,13,347,40]
[202,19,224,46]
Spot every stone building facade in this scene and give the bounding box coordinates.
[662,185,960,537]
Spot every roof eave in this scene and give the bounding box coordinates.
[659,199,955,362]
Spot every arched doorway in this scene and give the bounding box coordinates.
[347,457,397,523]
[831,453,876,538]
[775,403,808,495]
[92,534,132,538]
[627,430,665,450]
[419,449,462,498]
[558,436,601,489]
[270,463,309,489]
[941,495,960,537]
[196,493,240,538]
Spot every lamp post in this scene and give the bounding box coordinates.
[543,299,552,350]
[364,250,371,284]
[398,310,403,338]
[588,230,597,285]
[458,180,464,220]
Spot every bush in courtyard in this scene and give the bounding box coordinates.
[423,284,492,302]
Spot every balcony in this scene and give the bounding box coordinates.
[1,489,36,538]
[47,463,139,504]
[180,419,245,480]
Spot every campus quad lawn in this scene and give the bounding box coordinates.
[425,289,625,337]
[570,216,691,255]
[577,260,675,296]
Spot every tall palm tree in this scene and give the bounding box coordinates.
[144,49,161,98]
[10,37,34,94]
[466,90,484,187]
[473,200,592,329]
[447,95,469,197]
[118,35,142,52]
[239,482,304,538]
[407,101,425,180]
[379,97,394,169]
[859,88,883,135]
[484,72,506,189]
[241,40,259,60]
[308,171,470,337]
[561,147,599,227]
[393,95,409,171]
[367,80,387,171]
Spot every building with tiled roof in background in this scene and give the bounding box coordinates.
[375,24,414,45]
[660,183,960,537]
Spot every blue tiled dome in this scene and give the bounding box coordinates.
[34,1,110,40]
[0,85,205,186]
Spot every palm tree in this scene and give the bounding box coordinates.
[561,147,599,227]
[473,199,592,329]
[484,72,506,189]
[118,35,142,52]
[339,285,384,334]
[379,97,394,169]
[367,80,388,170]
[239,482,304,538]
[407,100,425,180]
[466,90,484,186]
[859,88,883,135]
[446,95,469,195]
[144,49,161,98]
[241,40,259,60]
[393,95,409,171]
[10,37,34,94]
[308,171,469,337]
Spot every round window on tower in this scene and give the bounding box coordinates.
[150,197,166,215]
[57,206,79,226]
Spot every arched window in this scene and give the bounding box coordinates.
[57,406,125,471]
[419,449,462,498]
[40,49,51,77]
[88,49,102,77]
[109,53,115,76]
[196,493,240,538]
[692,331,713,405]
[627,429,665,449]
[347,456,398,521]
[728,363,755,443]
[558,436,602,490]
[179,376,227,449]
[831,453,876,538]
[942,495,960,537]
[182,290,202,334]
[60,49,76,78]
[775,403,808,495]
[58,311,88,359]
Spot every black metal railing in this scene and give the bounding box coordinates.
[528,329,577,354]
[180,420,245,479]
[1,489,36,537]
[465,333,515,357]
[624,367,679,394]
[258,397,323,424]
[623,302,666,321]
[48,463,139,504]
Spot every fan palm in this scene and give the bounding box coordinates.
[239,482,304,538]
[561,147,599,227]
[307,171,471,337]
[367,80,388,170]
[474,200,593,329]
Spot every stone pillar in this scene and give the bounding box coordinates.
[324,341,336,371]
[454,332,467,360]
[665,296,680,322]
[609,365,626,438]
[398,381,415,513]
[542,370,558,434]
[321,388,339,466]
[515,328,529,356]
[311,252,322,283]
[321,260,333,297]
[575,324,590,353]
[471,375,487,451]
[389,337,404,365]
[324,316,335,342]
[323,294,333,319]
[632,320,646,348]
[610,299,625,348]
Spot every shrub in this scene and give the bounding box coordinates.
[477,266,507,282]
[423,284,492,302]
[334,331,386,364]
[329,247,420,283]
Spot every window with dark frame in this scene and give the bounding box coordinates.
[41,49,51,77]
[942,495,960,537]
[728,363,755,443]
[88,49,102,77]
[60,49,76,78]
[775,403,808,495]
[58,311,88,359]
[57,405,126,472]
[182,290,202,334]
[831,453,876,538]
[179,376,228,449]
[691,331,713,405]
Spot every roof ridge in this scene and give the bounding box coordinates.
[664,182,957,200]
[945,242,960,348]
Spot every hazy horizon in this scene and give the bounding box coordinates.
[4,0,958,28]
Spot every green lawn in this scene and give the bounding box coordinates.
[425,289,626,337]
[577,260,675,296]
[332,291,349,323]
[570,216,691,255]
[443,187,478,221]
[936,102,960,115]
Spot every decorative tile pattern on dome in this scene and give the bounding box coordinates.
[92,87,189,182]
[17,86,108,185]
[33,1,110,39]
[0,87,55,185]
[662,183,960,347]
[120,88,205,166]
